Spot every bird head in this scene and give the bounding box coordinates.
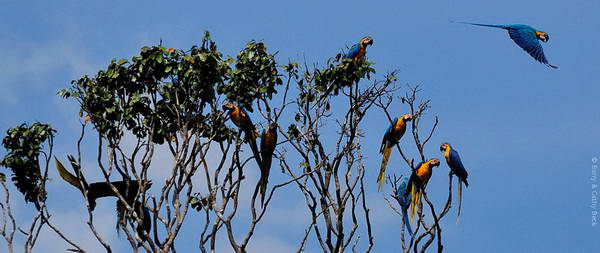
[428,158,441,168]
[360,36,374,47]
[222,102,236,112]
[267,123,278,133]
[535,31,549,42]
[402,113,413,122]
[440,143,450,152]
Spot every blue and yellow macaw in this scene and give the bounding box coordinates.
[319,36,374,103]
[259,123,278,206]
[222,103,262,169]
[378,114,413,191]
[405,158,440,221]
[222,103,254,133]
[456,22,557,68]
[395,177,413,237]
[345,36,374,61]
[440,143,469,222]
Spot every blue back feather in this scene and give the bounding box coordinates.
[241,108,254,126]
[506,25,552,66]
[345,43,361,59]
[397,178,411,208]
[380,118,398,152]
[397,177,413,236]
[449,149,469,179]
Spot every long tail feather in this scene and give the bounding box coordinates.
[410,185,418,221]
[377,146,392,191]
[55,157,82,190]
[259,179,267,206]
[451,21,509,29]
[259,154,272,206]
[457,181,463,224]
[401,207,413,236]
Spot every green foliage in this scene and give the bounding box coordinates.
[314,56,375,98]
[59,32,234,144]
[0,122,55,208]
[220,41,282,112]
[57,31,372,146]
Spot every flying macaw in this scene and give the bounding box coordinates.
[222,102,262,170]
[345,36,374,61]
[377,114,413,191]
[55,156,152,242]
[440,143,469,222]
[259,123,278,206]
[394,177,413,237]
[405,158,440,221]
[456,22,557,68]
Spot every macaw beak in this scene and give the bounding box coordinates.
[439,144,445,152]
[536,32,549,43]
[222,103,232,111]
[361,37,374,46]
[431,159,440,167]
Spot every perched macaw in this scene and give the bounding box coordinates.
[55,156,152,242]
[259,123,278,206]
[319,36,374,103]
[394,177,413,237]
[405,158,440,221]
[440,143,469,222]
[345,36,374,61]
[377,114,413,191]
[222,103,262,169]
[222,103,256,136]
[456,22,557,68]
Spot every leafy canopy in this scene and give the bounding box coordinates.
[1,122,55,208]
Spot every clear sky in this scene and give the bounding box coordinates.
[1,0,599,252]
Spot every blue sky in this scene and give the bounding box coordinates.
[1,0,599,252]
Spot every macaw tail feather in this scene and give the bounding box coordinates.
[259,167,270,207]
[377,147,392,191]
[243,129,259,141]
[451,21,509,29]
[456,180,463,224]
[259,148,274,207]
[55,157,82,190]
[259,179,267,206]
[410,185,420,221]
[401,207,413,237]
